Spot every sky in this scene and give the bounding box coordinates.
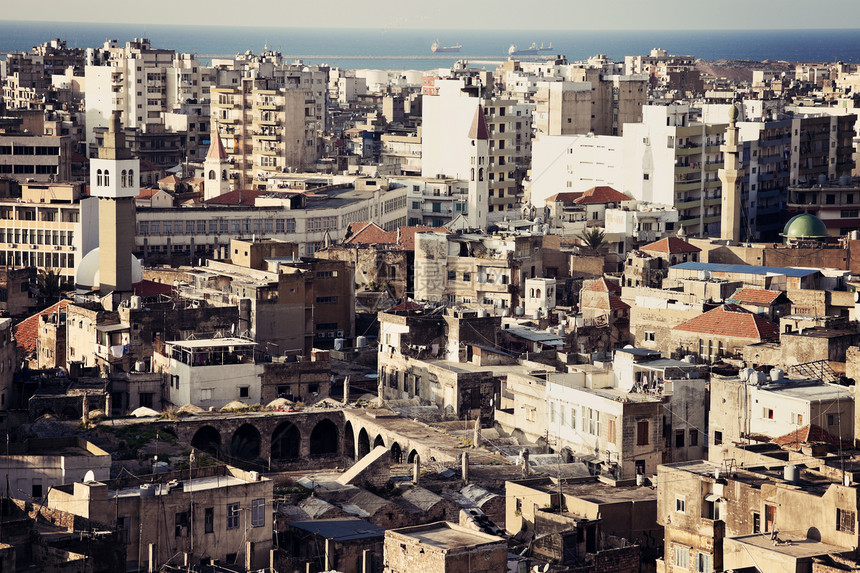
[4,0,860,30]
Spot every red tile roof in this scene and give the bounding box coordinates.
[728,288,783,307]
[390,300,424,311]
[397,226,449,251]
[641,237,701,254]
[203,189,263,206]
[14,300,68,355]
[344,222,397,245]
[583,277,622,295]
[545,192,584,203]
[588,294,630,311]
[137,188,160,199]
[133,280,173,297]
[673,304,779,340]
[573,186,630,205]
[771,424,852,450]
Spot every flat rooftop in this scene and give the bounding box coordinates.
[672,261,820,278]
[112,474,251,499]
[393,522,503,550]
[166,338,257,349]
[728,533,851,559]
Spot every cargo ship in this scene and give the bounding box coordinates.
[431,40,462,53]
[508,42,553,57]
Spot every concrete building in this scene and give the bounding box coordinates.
[658,459,860,573]
[421,78,523,221]
[135,177,407,263]
[383,522,506,573]
[670,304,780,362]
[211,76,325,188]
[0,437,110,503]
[708,372,853,456]
[47,464,273,572]
[0,129,73,182]
[0,181,97,280]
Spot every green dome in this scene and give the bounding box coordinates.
[782,213,828,240]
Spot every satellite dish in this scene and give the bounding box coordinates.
[83,470,96,483]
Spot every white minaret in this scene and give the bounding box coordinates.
[467,104,489,230]
[204,127,231,201]
[719,104,742,242]
[90,111,138,296]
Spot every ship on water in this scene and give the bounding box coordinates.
[508,42,553,57]
[431,40,462,53]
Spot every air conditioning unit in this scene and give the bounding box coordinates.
[30,244,37,249]
[337,330,344,337]
[8,244,16,248]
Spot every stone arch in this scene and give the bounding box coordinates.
[271,421,300,460]
[97,169,103,186]
[344,421,355,460]
[104,170,109,186]
[357,428,370,459]
[390,442,402,463]
[208,170,216,180]
[191,425,222,456]
[121,170,127,187]
[60,406,80,420]
[229,423,262,462]
[407,449,419,463]
[37,408,55,419]
[309,418,339,456]
[222,170,227,181]
[373,434,385,449]
[128,169,134,185]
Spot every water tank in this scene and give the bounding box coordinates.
[478,308,488,318]
[514,306,525,316]
[130,295,142,310]
[334,338,345,351]
[818,173,828,185]
[635,473,644,486]
[139,484,156,497]
[770,368,785,381]
[152,461,169,474]
[558,323,565,336]
[356,336,367,349]
[755,371,768,386]
[784,465,798,483]
[683,355,696,364]
[840,175,851,186]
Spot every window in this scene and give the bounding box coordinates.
[608,419,616,444]
[203,507,214,533]
[763,408,774,419]
[837,508,856,533]
[675,430,685,448]
[252,498,266,527]
[828,413,841,426]
[316,296,338,304]
[690,429,698,446]
[695,552,712,573]
[32,482,42,499]
[841,210,858,218]
[674,546,688,569]
[644,331,655,342]
[637,420,649,445]
[239,387,249,398]
[792,412,803,425]
[226,502,240,529]
[675,496,686,514]
[752,511,761,533]
[175,510,189,537]
[714,430,722,445]
[570,407,576,429]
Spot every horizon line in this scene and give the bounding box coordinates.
[4,19,860,33]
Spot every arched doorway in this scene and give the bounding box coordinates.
[271,422,300,461]
[229,424,262,463]
[390,442,402,463]
[408,449,419,463]
[309,419,339,456]
[357,428,370,459]
[344,421,355,460]
[373,434,385,449]
[191,426,222,456]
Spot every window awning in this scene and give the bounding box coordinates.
[704,493,724,502]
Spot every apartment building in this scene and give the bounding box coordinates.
[84,38,211,146]
[47,465,273,572]
[395,175,469,227]
[211,74,325,188]
[0,181,97,279]
[0,129,73,182]
[422,77,527,221]
[787,178,860,237]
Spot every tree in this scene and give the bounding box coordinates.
[35,268,71,305]
[578,228,607,251]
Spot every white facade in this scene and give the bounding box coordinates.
[529,133,623,207]
[524,278,557,316]
[154,339,263,409]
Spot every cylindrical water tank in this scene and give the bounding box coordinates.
[784,465,798,483]
[139,484,157,497]
[356,336,367,349]
[635,474,644,486]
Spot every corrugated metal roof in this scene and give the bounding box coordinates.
[672,261,820,278]
[287,519,385,541]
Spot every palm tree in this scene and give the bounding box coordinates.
[578,228,607,252]
[35,268,71,305]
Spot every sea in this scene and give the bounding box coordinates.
[2,21,860,71]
